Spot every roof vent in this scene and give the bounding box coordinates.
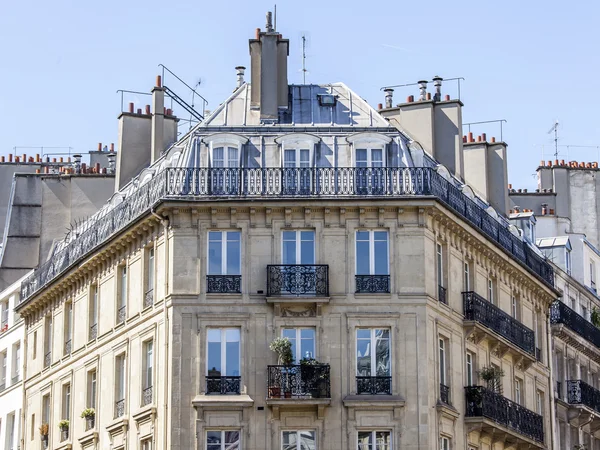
[317,94,337,106]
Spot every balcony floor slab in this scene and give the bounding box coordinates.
[465,417,545,449]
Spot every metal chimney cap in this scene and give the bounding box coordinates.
[417,80,428,85]
[235,66,246,71]
[383,88,394,93]
[432,75,443,82]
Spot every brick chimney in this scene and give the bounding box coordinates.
[249,12,289,123]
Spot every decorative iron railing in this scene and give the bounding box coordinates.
[142,386,153,406]
[465,386,544,443]
[535,347,541,362]
[206,275,241,294]
[0,383,5,392]
[440,383,450,405]
[85,416,95,431]
[11,374,19,385]
[566,379,600,413]
[89,323,97,341]
[206,376,241,395]
[267,265,329,297]
[556,381,562,400]
[117,305,126,324]
[60,429,69,442]
[144,290,154,308]
[44,351,51,368]
[463,292,535,355]
[550,300,600,348]
[19,167,554,304]
[267,364,331,399]
[114,399,125,418]
[438,285,447,305]
[355,275,390,294]
[64,339,71,355]
[356,376,392,395]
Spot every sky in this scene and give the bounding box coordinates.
[1,0,599,190]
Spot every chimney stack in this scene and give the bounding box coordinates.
[151,75,165,163]
[418,80,428,101]
[236,66,246,87]
[384,88,394,109]
[249,12,289,122]
[432,76,443,101]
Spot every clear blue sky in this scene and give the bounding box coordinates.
[2,0,599,189]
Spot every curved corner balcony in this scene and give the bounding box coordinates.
[19,167,554,305]
[550,300,600,364]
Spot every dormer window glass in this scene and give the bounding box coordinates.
[276,134,320,195]
[213,147,239,168]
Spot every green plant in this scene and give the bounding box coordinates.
[80,408,95,419]
[478,366,504,392]
[592,307,600,328]
[39,423,49,436]
[58,419,69,431]
[299,357,320,366]
[269,337,293,365]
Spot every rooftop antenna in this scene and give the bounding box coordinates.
[547,120,559,159]
[274,4,277,31]
[302,34,307,85]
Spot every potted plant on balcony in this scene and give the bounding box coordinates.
[269,337,293,398]
[592,307,600,328]
[81,407,95,430]
[300,357,328,398]
[478,366,504,393]
[39,423,49,448]
[58,419,69,440]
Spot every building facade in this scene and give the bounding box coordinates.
[14,16,560,450]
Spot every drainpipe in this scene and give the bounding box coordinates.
[151,207,169,449]
[20,317,28,450]
[546,311,558,450]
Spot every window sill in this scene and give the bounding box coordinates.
[133,405,156,426]
[106,417,128,437]
[192,394,254,408]
[78,430,98,448]
[343,394,405,408]
[55,441,73,450]
[354,293,392,298]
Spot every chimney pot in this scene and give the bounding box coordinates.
[593,162,598,168]
[491,137,496,143]
[444,94,450,101]
[137,108,142,114]
[523,189,528,193]
[52,158,56,163]
[22,154,26,162]
[59,157,63,163]
[508,183,512,189]
[15,156,19,162]
[463,135,467,143]
[377,103,383,110]
[110,143,114,152]
[518,188,522,193]
[540,160,545,166]
[156,75,162,88]
[145,105,151,115]
[554,159,559,166]
[166,108,172,116]
[432,75,443,101]
[482,133,487,141]
[408,95,414,103]
[468,132,474,143]
[128,102,134,113]
[477,135,482,142]
[235,66,246,87]
[383,88,394,108]
[0,156,4,163]
[418,80,428,101]
[587,162,592,168]
[546,161,552,167]
[426,92,432,101]
[550,208,555,215]
[266,11,273,32]
[255,28,261,39]
[36,154,40,162]
[580,162,585,168]
[95,163,101,173]
[8,154,12,162]
[81,163,87,173]
[35,169,40,174]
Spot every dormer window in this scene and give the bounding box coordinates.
[275,133,320,195]
[346,133,392,195]
[317,94,336,106]
[202,133,248,195]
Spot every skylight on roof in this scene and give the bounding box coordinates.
[317,94,336,106]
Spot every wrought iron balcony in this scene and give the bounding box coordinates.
[142,386,153,406]
[566,379,600,413]
[439,383,450,405]
[117,305,126,324]
[44,351,51,368]
[206,275,241,294]
[85,416,95,431]
[89,323,97,341]
[438,285,447,305]
[463,291,535,355]
[267,364,331,399]
[267,265,329,297]
[64,339,71,355]
[355,275,390,294]
[114,398,125,418]
[11,374,19,385]
[144,290,154,308]
[550,300,600,350]
[19,167,554,305]
[535,347,541,362]
[0,383,5,392]
[356,376,392,395]
[465,386,544,443]
[206,376,241,395]
[60,429,69,442]
[556,381,562,400]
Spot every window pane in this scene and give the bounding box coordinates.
[226,232,241,275]
[226,343,240,376]
[225,430,240,445]
[207,340,221,374]
[375,330,390,376]
[207,430,222,444]
[213,147,224,167]
[357,335,371,376]
[208,239,222,275]
[284,149,296,167]
[283,240,296,265]
[300,239,314,264]
[357,432,372,450]
[374,239,388,275]
[299,431,316,448]
[300,329,315,360]
[356,241,370,275]
[356,231,369,241]
[227,147,238,167]
[356,149,368,167]
[376,431,390,450]
[282,431,297,450]
[372,149,383,167]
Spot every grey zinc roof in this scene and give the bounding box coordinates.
[201,83,392,128]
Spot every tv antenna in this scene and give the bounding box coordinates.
[302,35,307,85]
[547,120,559,159]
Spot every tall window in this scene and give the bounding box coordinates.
[33,330,37,360]
[282,328,315,363]
[537,390,544,415]
[0,300,7,328]
[87,370,97,409]
[42,393,50,427]
[512,295,520,319]
[44,315,52,366]
[566,249,572,275]
[213,147,239,168]
[141,438,153,450]
[282,231,315,265]
[0,351,6,388]
[207,328,241,378]
[357,431,391,450]
[439,338,447,387]
[147,248,155,293]
[282,431,315,450]
[208,231,241,276]
[118,265,127,323]
[514,378,522,405]
[89,285,98,340]
[5,413,14,450]
[115,354,126,416]
[591,260,597,291]
[356,329,390,379]
[283,148,311,193]
[487,279,495,305]
[12,343,20,382]
[356,148,384,167]
[436,244,444,288]
[62,383,71,421]
[463,261,471,291]
[206,430,240,450]
[142,340,154,405]
[466,352,474,386]
[440,437,450,450]
[64,302,72,355]
[356,231,389,275]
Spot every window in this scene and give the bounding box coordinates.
[33,331,37,360]
[213,146,239,168]
[357,431,391,450]
[282,328,315,363]
[30,414,35,441]
[591,260,597,291]
[147,248,155,293]
[5,413,14,450]
[487,278,495,305]
[356,329,390,394]
[115,354,126,416]
[141,438,153,450]
[117,265,127,323]
[566,249,572,275]
[440,437,450,450]
[466,352,474,386]
[282,230,315,265]
[0,301,7,328]
[208,231,241,276]
[282,149,312,193]
[356,231,389,276]
[439,338,447,386]
[0,351,6,388]
[12,343,20,382]
[44,315,52,366]
[514,378,522,405]
[282,431,315,450]
[582,305,589,321]
[206,430,240,450]
[89,285,98,340]
[142,340,153,405]
[62,383,71,420]
[87,370,97,409]
[207,328,241,394]
[512,295,520,319]
[537,390,544,415]
[463,261,471,291]
[356,148,384,168]
[42,393,50,426]
[64,302,72,355]
[437,244,444,288]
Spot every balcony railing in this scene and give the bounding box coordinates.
[267,265,329,297]
[267,364,331,399]
[438,285,447,305]
[206,275,241,294]
[440,383,450,405]
[550,300,600,348]
[142,386,153,406]
[44,351,51,368]
[144,290,154,308]
[355,275,390,294]
[0,383,5,392]
[117,305,126,324]
[463,292,535,355]
[64,339,71,355]
[11,374,19,384]
[114,399,125,418]
[356,376,392,395]
[465,386,544,443]
[566,379,600,413]
[206,376,241,395]
[19,167,554,305]
[89,323,97,341]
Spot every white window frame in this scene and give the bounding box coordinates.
[207,231,241,275]
[141,437,153,450]
[0,351,6,385]
[62,383,71,420]
[203,133,248,168]
[89,285,98,330]
[463,261,471,291]
[119,264,128,311]
[87,369,97,409]
[512,295,519,319]
[281,327,316,363]
[281,430,316,450]
[346,133,392,168]
[64,302,72,355]
[356,328,391,376]
[115,353,126,404]
[147,247,155,293]
[488,279,495,305]
[206,328,241,377]
[515,378,522,405]
[12,343,20,381]
[466,352,473,386]
[536,390,544,414]
[355,230,389,275]
[357,430,392,450]
[439,338,447,386]
[206,429,241,450]
[437,244,444,288]
[143,340,154,391]
[275,133,320,168]
[440,436,450,450]
[282,230,315,265]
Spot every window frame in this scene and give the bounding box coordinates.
[205,429,241,450]
[281,430,317,450]
[357,430,392,450]
[281,327,316,363]
[466,351,474,386]
[436,243,445,288]
[356,328,391,377]
[146,247,155,294]
[275,133,321,169]
[118,264,128,320]
[115,353,127,404]
[439,337,447,386]
[463,261,471,291]
[62,383,71,421]
[87,369,97,409]
[204,133,248,169]
[207,230,242,276]
[514,378,522,405]
[143,339,154,391]
[206,327,241,377]
[282,230,316,265]
[487,278,496,305]
[355,230,390,276]
[440,436,450,450]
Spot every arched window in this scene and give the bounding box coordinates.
[275,133,321,195]
[346,133,392,195]
[202,134,248,195]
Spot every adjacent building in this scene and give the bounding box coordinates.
[12,15,560,450]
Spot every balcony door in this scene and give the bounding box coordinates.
[355,147,385,195]
[282,231,316,294]
[282,328,316,363]
[283,148,311,195]
[211,146,240,195]
[356,329,391,394]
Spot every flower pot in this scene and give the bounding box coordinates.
[284,391,292,399]
[268,387,281,398]
[42,435,49,449]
